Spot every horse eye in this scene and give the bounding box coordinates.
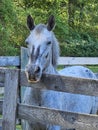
[47,41,51,45]
[45,53,48,58]
[25,39,29,45]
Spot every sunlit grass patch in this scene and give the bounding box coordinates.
[87,66,98,73]
[16,125,22,130]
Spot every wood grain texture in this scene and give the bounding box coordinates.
[21,47,29,101]
[0,83,4,87]
[0,56,20,67]
[2,69,19,130]
[0,67,98,129]
[18,103,98,130]
[0,70,5,88]
[0,118,2,127]
[21,47,28,70]
[1,101,98,130]
[20,70,98,96]
[58,57,98,65]
[0,100,3,114]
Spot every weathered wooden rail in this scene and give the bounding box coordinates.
[58,57,98,65]
[0,56,20,67]
[0,55,20,129]
[0,68,98,130]
[0,47,98,130]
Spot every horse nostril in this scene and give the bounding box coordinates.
[35,66,40,73]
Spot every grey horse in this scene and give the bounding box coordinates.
[22,15,98,130]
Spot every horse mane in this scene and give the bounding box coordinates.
[51,32,60,68]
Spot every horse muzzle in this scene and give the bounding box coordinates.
[25,65,42,83]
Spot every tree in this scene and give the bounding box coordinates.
[0,0,98,56]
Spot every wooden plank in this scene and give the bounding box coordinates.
[0,70,5,88]
[0,71,4,99]
[20,71,98,96]
[18,103,98,130]
[21,47,29,101]
[0,56,20,67]
[0,72,4,82]
[21,47,28,69]
[58,57,98,65]
[1,99,98,130]
[0,100,3,114]
[2,69,19,130]
[0,83,4,87]
[0,118,2,126]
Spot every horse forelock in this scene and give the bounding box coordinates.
[34,24,46,34]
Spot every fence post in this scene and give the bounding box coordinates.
[21,47,28,101]
[2,69,19,130]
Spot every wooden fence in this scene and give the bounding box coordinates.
[0,47,98,130]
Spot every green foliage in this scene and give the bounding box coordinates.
[60,38,98,57]
[0,0,98,56]
[0,0,17,55]
[0,0,27,55]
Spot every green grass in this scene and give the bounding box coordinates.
[16,125,22,130]
[87,66,98,73]
[57,65,65,70]
[0,94,3,98]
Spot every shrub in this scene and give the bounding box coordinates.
[60,39,98,57]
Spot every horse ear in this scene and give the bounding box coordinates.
[47,15,55,31]
[27,15,35,30]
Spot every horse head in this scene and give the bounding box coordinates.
[25,15,59,82]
